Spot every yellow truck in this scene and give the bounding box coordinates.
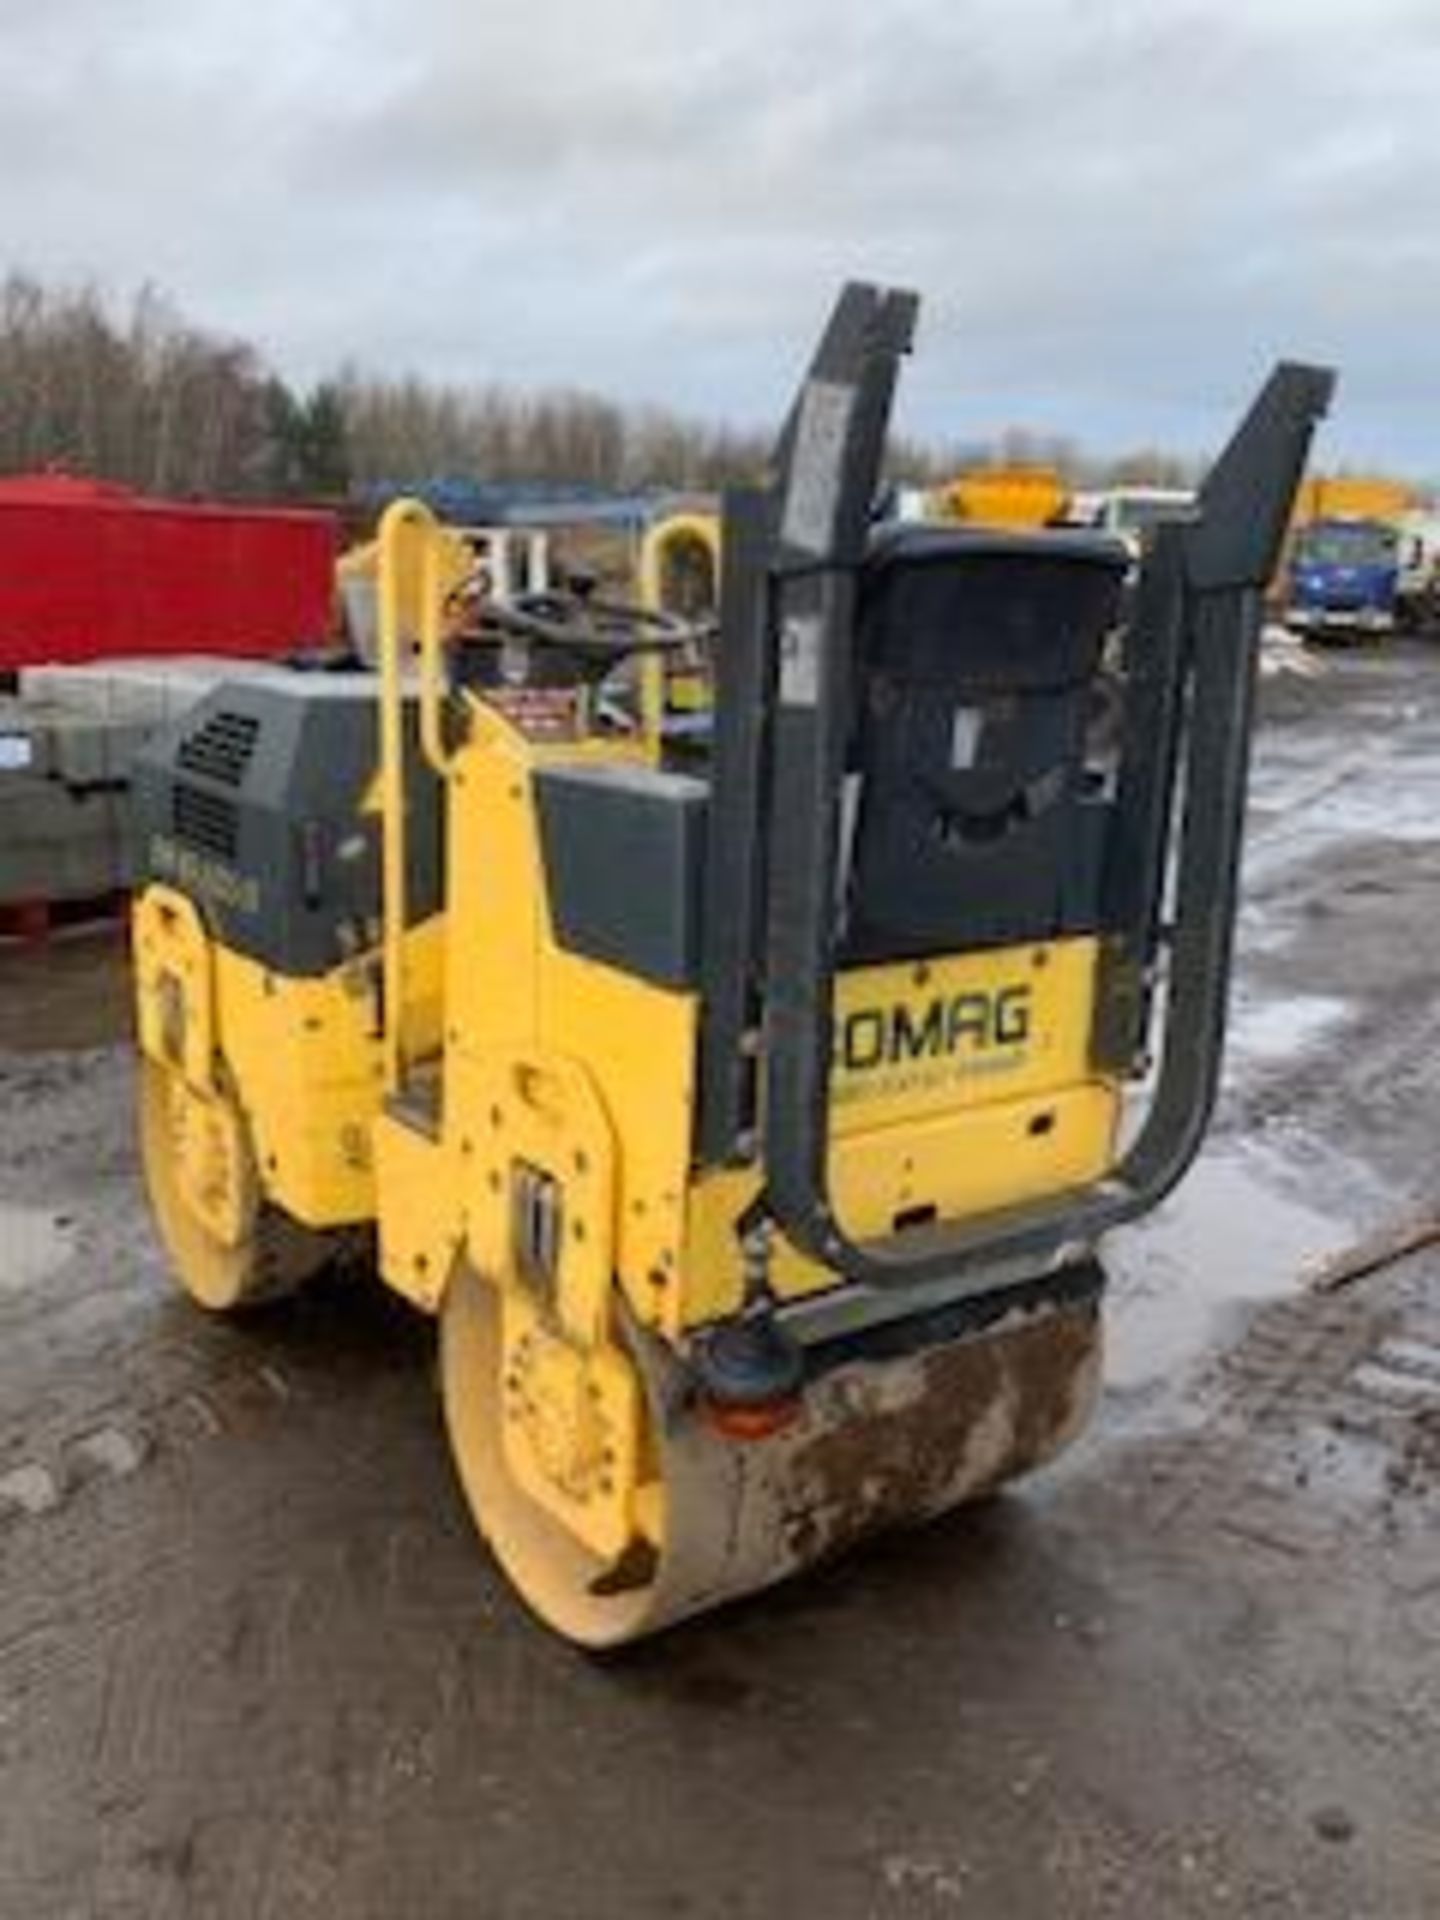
[929,465,1068,530]
[1294,474,1412,528]
[1284,474,1416,639]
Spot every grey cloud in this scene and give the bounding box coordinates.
[1,0,1439,469]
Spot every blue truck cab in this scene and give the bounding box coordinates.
[1286,516,1399,639]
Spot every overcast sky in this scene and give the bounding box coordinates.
[4,0,1439,471]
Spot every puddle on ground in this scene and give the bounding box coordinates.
[0,1202,74,1294]
[1307,778,1440,846]
[1233,902,1295,958]
[1225,991,1351,1066]
[1242,733,1440,886]
[1102,1144,1353,1397]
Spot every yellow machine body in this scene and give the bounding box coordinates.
[126,279,1335,1646]
[129,472,1182,1643]
[364,701,1118,1337]
[135,886,445,1231]
[133,507,1119,1638]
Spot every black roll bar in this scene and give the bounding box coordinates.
[698,281,1334,1297]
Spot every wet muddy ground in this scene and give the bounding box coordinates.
[3,647,1440,1917]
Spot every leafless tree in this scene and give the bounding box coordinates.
[0,274,289,496]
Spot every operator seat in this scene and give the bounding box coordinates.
[842,526,1127,961]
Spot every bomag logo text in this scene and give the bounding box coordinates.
[838,984,1032,1073]
[149,833,261,917]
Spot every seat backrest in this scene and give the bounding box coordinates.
[844,526,1127,961]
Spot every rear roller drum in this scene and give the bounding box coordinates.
[139,1058,336,1312]
[440,1266,1102,1648]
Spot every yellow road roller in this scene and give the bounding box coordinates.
[130,285,1332,1644]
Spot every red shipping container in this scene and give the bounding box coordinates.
[0,472,337,670]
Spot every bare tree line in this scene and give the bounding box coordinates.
[0,273,1200,502]
[332,370,775,492]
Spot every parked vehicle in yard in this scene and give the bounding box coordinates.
[929,465,1069,530]
[0,472,337,673]
[1394,509,1440,631]
[1285,516,1399,640]
[1294,473,1411,528]
[1087,486,1196,562]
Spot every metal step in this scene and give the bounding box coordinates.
[385,1061,444,1142]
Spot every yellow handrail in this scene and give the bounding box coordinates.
[417,528,461,783]
[375,497,456,1095]
[636,510,721,760]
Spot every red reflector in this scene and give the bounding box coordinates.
[701,1397,802,1442]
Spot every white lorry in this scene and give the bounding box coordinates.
[1394,509,1440,630]
[1083,486,1197,562]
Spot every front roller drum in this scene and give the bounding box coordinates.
[139,1058,336,1312]
[441,1269,1101,1648]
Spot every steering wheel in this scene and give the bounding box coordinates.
[469,587,704,680]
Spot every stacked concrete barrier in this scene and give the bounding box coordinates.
[0,658,275,911]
